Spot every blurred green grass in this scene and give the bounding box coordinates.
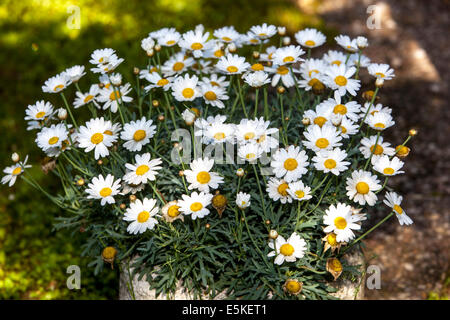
[0,0,330,299]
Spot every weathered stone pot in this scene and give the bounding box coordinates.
[119,252,365,300]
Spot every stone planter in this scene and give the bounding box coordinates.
[119,252,365,300]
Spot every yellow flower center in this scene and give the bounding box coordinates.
[334,217,347,230]
[104,130,113,135]
[168,205,181,217]
[246,153,256,160]
[286,280,302,293]
[277,66,289,75]
[334,75,347,86]
[214,132,226,140]
[190,202,203,212]
[48,136,59,145]
[393,204,403,215]
[136,165,150,176]
[280,243,295,256]
[53,84,64,91]
[12,167,22,175]
[84,95,94,103]
[324,159,337,169]
[383,167,395,175]
[327,233,337,246]
[283,158,298,171]
[333,104,347,115]
[329,258,343,272]
[196,171,211,184]
[374,123,386,129]
[172,62,184,71]
[251,63,264,71]
[36,111,46,119]
[222,36,232,42]
[109,90,120,101]
[370,144,384,155]
[258,33,267,37]
[356,182,370,194]
[133,130,147,142]
[137,211,150,223]
[102,246,117,260]
[305,40,316,47]
[244,132,255,140]
[375,72,385,78]
[313,116,327,127]
[315,138,329,149]
[396,145,409,156]
[182,88,194,99]
[204,91,217,101]
[99,187,112,197]
[91,133,104,144]
[277,183,289,196]
[308,69,319,77]
[227,66,238,73]
[214,50,224,57]
[331,60,341,66]
[295,190,305,198]
[257,134,266,143]
[157,78,169,86]
[283,56,295,63]
[166,40,176,45]
[210,81,220,87]
[191,42,203,50]
[340,126,347,134]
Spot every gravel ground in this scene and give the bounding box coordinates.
[309,0,450,299]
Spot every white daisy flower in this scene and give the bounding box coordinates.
[271,146,309,182]
[199,74,230,89]
[323,203,361,242]
[347,53,371,68]
[238,143,263,163]
[179,30,213,58]
[298,59,326,91]
[236,192,251,209]
[338,117,359,139]
[259,46,277,62]
[120,117,156,152]
[303,124,343,152]
[42,73,71,93]
[250,23,277,39]
[143,72,173,92]
[97,83,133,113]
[320,91,361,122]
[356,36,369,49]
[139,65,160,80]
[181,109,196,125]
[2,155,32,187]
[360,102,392,117]
[366,111,395,131]
[35,123,69,154]
[216,54,250,75]
[243,71,271,88]
[184,157,224,193]
[161,200,184,223]
[266,178,292,204]
[200,84,229,109]
[359,135,396,159]
[63,65,86,82]
[335,35,358,52]
[214,26,241,44]
[323,50,347,67]
[85,174,122,206]
[123,153,162,185]
[346,170,381,206]
[268,65,298,88]
[267,233,307,265]
[203,122,235,145]
[76,117,118,160]
[383,192,413,226]
[25,100,54,122]
[368,63,395,81]
[272,45,305,66]
[295,28,326,48]
[324,64,361,96]
[161,52,194,76]
[141,36,155,54]
[89,48,116,65]
[91,54,124,74]
[156,28,181,47]
[303,104,332,128]
[373,155,404,176]
[178,191,213,220]
[73,85,100,109]
[287,181,312,201]
[123,198,160,234]
[234,118,261,144]
[171,74,200,102]
[312,148,350,175]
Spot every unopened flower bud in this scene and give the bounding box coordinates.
[302,118,310,126]
[110,73,122,86]
[277,86,285,94]
[282,36,291,46]
[133,67,140,75]
[375,77,384,88]
[76,178,85,186]
[158,114,165,121]
[228,43,237,53]
[236,168,245,177]
[356,36,368,49]
[252,51,260,59]
[205,223,211,230]
[265,219,271,225]
[120,203,126,210]
[102,246,118,267]
[97,159,103,165]
[57,108,68,120]
[154,44,161,52]
[409,129,418,136]
[179,170,184,176]
[278,26,286,36]
[11,153,19,163]
[129,195,137,202]
[152,100,160,107]
[269,229,278,239]
[147,48,154,57]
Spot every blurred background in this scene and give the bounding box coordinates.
[0,0,448,299]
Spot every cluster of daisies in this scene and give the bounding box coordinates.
[3,23,415,287]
